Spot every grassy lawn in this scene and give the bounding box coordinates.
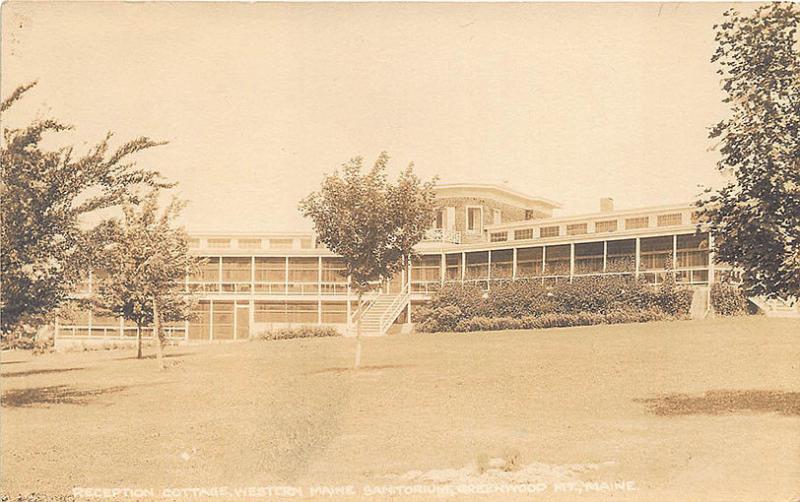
[2,317,799,500]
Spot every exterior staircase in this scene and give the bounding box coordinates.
[349,284,411,337]
[749,296,800,318]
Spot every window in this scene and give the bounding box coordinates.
[490,232,508,242]
[212,301,234,340]
[492,209,502,225]
[193,257,220,283]
[269,238,293,249]
[516,247,543,277]
[465,251,489,280]
[514,228,534,240]
[222,257,251,282]
[676,232,709,269]
[207,238,230,248]
[434,209,445,229]
[466,207,482,233]
[288,257,318,283]
[188,301,211,340]
[544,244,570,276]
[625,216,649,230]
[491,249,513,279]
[540,226,559,238]
[445,254,461,281]
[411,255,441,287]
[606,239,636,272]
[238,238,261,249]
[254,257,285,283]
[640,236,674,270]
[595,220,617,233]
[524,210,535,221]
[574,242,604,274]
[657,213,682,227]
[566,223,588,236]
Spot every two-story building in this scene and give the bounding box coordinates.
[55,183,739,347]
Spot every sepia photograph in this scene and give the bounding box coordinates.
[1,1,798,500]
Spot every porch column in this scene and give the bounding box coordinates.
[217,257,222,292]
[406,258,411,323]
[209,299,214,341]
[487,250,492,290]
[569,243,575,282]
[708,233,715,285]
[251,256,256,293]
[440,253,446,285]
[461,252,466,283]
[635,238,641,279]
[346,275,352,332]
[317,256,323,324]
[284,256,289,295]
[672,234,678,279]
[541,246,547,285]
[603,241,608,273]
[512,248,518,280]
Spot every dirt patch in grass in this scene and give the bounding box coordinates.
[1,385,128,408]
[113,352,194,361]
[1,367,85,378]
[304,364,415,375]
[386,459,618,485]
[637,390,800,416]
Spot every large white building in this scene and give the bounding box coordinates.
[56,183,740,345]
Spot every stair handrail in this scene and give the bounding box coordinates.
[349,292,379,336]
[378,282,411,336]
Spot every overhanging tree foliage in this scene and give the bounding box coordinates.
[698,4,800,298]
[299,152,437,367]
[1,82,171,339]
[92,191,200,367]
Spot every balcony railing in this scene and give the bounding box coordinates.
[424,228,461,244]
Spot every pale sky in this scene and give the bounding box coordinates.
[2,2,753,232]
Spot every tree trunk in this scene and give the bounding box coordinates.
[136,322,143,359]
[354,291,363,369]
[153,298,165,370]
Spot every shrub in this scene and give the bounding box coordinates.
[445,309,672,333]
[427,282,487,319]
[485,279,554,317]
[416,275,694,333]
[653,278,694,317]
[551,275,630,314]
[258,326,340,341]
[711,282,748,316]
[454,316,523,332]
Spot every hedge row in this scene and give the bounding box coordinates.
[451,308,672,333]
[416,276,694,333]
[258,326,340,341]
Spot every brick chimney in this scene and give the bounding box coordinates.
[600,197,614,213]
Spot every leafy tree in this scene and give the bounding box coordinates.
[92,191,200,367]
[1,82,170,340]
[699,4,800,298]
[299,152,436,367]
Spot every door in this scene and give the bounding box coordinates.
[236,305,250,340]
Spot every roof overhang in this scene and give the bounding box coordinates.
[433,183,562,210]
